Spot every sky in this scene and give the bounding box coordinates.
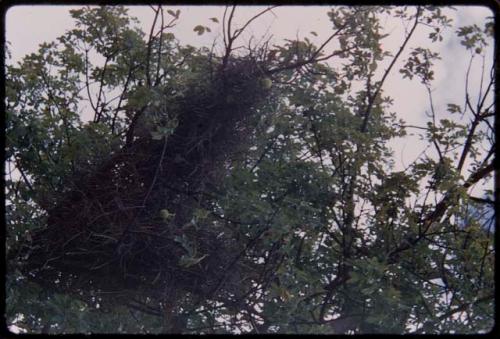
[5,5,494,191]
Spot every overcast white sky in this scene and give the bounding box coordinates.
[5,5,494,193]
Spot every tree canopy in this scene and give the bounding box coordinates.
[5,5,495,334]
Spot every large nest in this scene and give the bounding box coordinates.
[14,57,272,308]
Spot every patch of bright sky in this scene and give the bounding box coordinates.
[5,5,494,195]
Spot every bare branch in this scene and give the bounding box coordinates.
[233,6,279,41]
[84,48,97,114]
[463,53,475,116]
[111,66,135,134]
[125,105,148,147]
[14,158,34,193]
[142,137,168,206]
[145,6,161,87]
[360,6,421,133]
[227,5,236,45]
[456,116,481,174]
[437,293,494,322]
[266,23,352,75]
[154,6,165,86]
[221,5,237,70]
[222,6,228,49]
[94,54,111,123]
[468,196,494,205]
[477,64,495,114]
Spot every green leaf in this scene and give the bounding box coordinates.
[193,25,205,35]
[446,103,461,114]
[164,32,175,40]
[193,208,209,221]
[178,254,208,268]
[210,17,219,23]
[150,131,165,140]
[167,9,178,19]
[160,209,174,221]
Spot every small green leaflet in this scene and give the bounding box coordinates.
[194,25,205,35]
[179,254,208,268]
[167,9,180,19]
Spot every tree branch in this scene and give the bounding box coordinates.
[389,162,494,262]
[437,293,494,322]
[266,22,352,75]
[145,6,161,87]
[361,6,421,133]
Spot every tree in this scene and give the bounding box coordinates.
[5,5,495,334]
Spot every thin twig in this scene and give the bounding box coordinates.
[142,136,169,206]
[94,55,111,123]
[84,47,97,114]
[146,6,161,87]
[360,6,421,133]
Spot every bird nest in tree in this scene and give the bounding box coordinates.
[14,57,272,308]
